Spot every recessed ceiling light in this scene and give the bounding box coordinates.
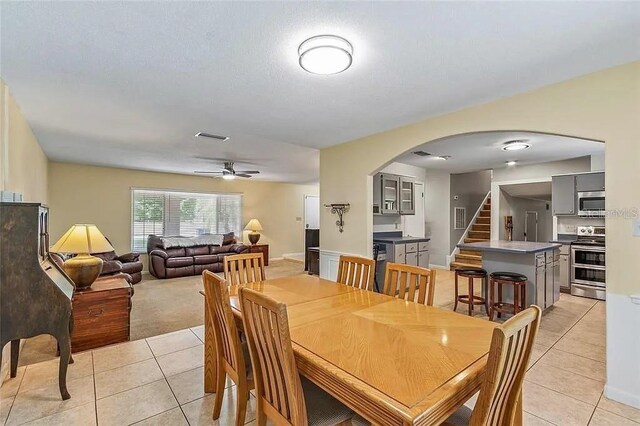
[435,155,451,160]
[195,132,229,141]
[502,140,530,151]
[506,160,518,166]
[298,35,353,75]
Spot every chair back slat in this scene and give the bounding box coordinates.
[470,306,542,426]
[202,271,246,377]
[336,255,375,290]
[224,253,266,286]
[382,262,436,305]
[239,287,308,426]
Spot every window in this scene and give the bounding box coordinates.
[131,189,242,251]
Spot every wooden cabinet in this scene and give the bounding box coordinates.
[551,175,576,215]
[576,172,605,192]
[249,244,269,266]
[71,277,132,353]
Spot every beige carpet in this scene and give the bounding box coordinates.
[18,259,305,366]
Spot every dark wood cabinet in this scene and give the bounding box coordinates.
[307,248,320,276]
[71,277,132,353]
[248,244,269,266]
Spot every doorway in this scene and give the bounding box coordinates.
[304,195,319,229]
[525,211,538,242]
[404,182,425,237]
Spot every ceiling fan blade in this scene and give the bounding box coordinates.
[235,174,253,178]
[194,171,224,174]
[235,170,260,174]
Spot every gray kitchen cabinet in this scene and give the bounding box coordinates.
[558,244,570,292]
[552,175,576,215]
[380,174,400,215]
[405,252,418,266]
[535,262,546,308]
[399,177,415,215]
[417,250,430,268]
[394,244,405,263]
[545,257,555,309]
[576,172,605,192]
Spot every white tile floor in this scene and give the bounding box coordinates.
[1,281,639,425]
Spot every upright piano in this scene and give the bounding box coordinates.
[0,202,75,400]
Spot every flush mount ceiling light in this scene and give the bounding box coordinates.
[502,140,530,151]
[435,155,451,160]
[506,160,518,166]
[298,35,353,75]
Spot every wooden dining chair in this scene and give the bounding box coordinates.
[238,287,354,426]
[444,305,542,426]
[336,255,375,291]
[382,262,436,306]
[202,271,254,426]
[224,252,266,286]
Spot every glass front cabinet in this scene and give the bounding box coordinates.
[374,173,415,216]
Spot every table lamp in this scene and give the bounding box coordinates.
[50,224,114,289]
[244,219,263,245]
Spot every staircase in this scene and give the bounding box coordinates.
[450,196,491,270]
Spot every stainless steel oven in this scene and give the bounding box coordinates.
[578,191,605,217]
[570,226,605,300]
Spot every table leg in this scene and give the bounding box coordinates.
[204,303,217,393]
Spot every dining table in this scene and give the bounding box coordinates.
[202,273,522,426]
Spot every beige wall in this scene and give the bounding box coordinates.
[0,81,48,202]
[320,61,640,296]
[48,162,318,265]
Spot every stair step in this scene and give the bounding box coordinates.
[464,238,486,243]
[476,217,490,224]
[479,210,491,218]
[455,254,482,262]
[459,249,482,256]
[472,224,490,231]
[450,260,483,271]
[468,231,490,239]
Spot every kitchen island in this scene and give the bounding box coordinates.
[457,240,562,310]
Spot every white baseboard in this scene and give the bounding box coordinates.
[605,384,640,410]
[429,264,449,270]
[605,292,640,409]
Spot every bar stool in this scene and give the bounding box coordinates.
[489,271,528,321]
[454,267,489,316]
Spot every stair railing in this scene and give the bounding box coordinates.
[449,191,491,265]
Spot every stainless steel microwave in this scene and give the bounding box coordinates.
[578,191,605,216]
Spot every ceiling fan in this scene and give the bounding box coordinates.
[194,161,260,180]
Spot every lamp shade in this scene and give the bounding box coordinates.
[244,219,263,232]
[50,224,114,254]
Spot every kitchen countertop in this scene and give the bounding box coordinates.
[373,236,431,244]
[457,240,561,254]
[549,234,577,244]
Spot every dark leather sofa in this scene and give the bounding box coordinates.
[95,250,144,284]
[147,233,249,279]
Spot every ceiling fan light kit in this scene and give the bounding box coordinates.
[193,161,260,179]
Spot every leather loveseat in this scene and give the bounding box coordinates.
[147,233,249,279]
[95,250,144,284]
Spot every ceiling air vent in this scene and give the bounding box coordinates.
[195,132,229,141]
[412,150,431,157]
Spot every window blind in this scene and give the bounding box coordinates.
[131,189,242,251]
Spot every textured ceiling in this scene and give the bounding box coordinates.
[394,131,604,174]
[1,2,638,182]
